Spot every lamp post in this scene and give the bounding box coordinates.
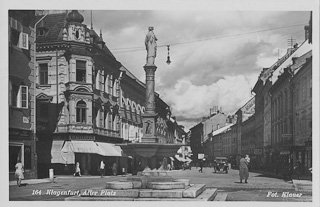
[32,13,47,178]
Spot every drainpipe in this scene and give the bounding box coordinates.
[33,13,48,178]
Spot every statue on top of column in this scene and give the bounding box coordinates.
[145,27,158,66]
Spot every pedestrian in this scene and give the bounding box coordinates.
[112,162,117,176]
[73,162,81,177]
[99,160,105,178]
[245,154,250,170]
[15,159,24,187]
[199,160,203,173]
[213,160,217,173]
[239,155,249,183]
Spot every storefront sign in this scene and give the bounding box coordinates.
[9,128,31,138]
[254,149,262,155]
[198,153,204,159]
[69,134,95,140]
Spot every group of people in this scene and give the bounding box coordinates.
[73,161,118,177]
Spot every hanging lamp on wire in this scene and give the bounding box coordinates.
[166,45,171,65]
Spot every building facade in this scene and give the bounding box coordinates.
[9,10,37,180]
[291,51,312,171]
[34,11,124,177]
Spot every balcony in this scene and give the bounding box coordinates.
[93,127,120,138]
[57,123,94,133]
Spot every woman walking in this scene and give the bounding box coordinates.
[239,155,249,183]
[73,162,81,177]
[15,159,24,187]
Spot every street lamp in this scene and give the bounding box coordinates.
[166,45,171,65]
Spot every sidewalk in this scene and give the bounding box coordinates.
[292,179,312,192]
[9,178,51,186]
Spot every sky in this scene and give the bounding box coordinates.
[77,10,310,130]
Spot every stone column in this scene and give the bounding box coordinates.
[141,65,158,143]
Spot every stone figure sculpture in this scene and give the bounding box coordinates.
[145,27,158,65]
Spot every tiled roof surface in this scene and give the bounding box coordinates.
[37,13,67,43]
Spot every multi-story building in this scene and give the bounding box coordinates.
[291,51,312,171]
[9,10,37,180]
[119,66,145,143]
[241,115,256,168]
[190,109,227,163]
[34,10,125,177]
[190,122,203,162]
[30,10,185,177]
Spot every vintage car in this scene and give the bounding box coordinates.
[214,157,229,173]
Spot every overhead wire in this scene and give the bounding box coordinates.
[111,22,307,54]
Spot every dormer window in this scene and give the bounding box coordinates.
[39,29,45,36]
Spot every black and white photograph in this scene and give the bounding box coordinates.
[3,0,319,206]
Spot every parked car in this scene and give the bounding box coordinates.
[214,157,229,173]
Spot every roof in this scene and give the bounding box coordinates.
[36,12,115,59]
[211,123,234,137]
[37,13,67,43]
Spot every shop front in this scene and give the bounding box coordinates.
[9,129,36,180]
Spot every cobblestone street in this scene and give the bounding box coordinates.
[9,167,312,202]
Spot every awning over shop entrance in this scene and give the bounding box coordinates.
[51,140,75,164]
[61,141,123,157]
[96,142,122,157]
[63,140,100,154]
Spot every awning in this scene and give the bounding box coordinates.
[61,141,123,157]
[63,140,101,154]
[51,140,75,164]
[96,142,122,157]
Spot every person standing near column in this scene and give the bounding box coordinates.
[15,159,24,187]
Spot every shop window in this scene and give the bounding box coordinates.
[76,60,86,82]
[76,101,87,123]
[39,63,48,85]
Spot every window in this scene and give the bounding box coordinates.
[309,78,312,98]
[11,85,28,108]
[76,101,86,123]
[76,60,86,82]
[39,63,48,85]
[39,29,46,36]
[19,86,28,108]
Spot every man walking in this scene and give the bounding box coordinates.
[199,160,203,173]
